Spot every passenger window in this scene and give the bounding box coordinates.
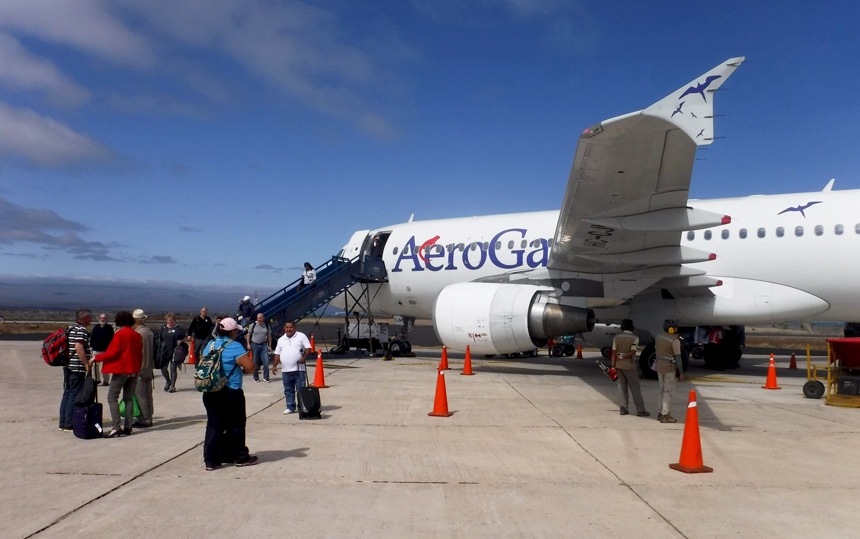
[496,241,502,250]
[446,243,454,252]
[721,229,729,239]
[457,243,465,252]
[469,243,477,251]
[508,241,514,249]
[483,242,489,251]
[835,224,844,235]
[393,247,399,255]
[814,225,824,236]
[795,226,804,237]
[776,227,784,237]
[739,228,747,239]
[687,231,695,241]
[704,230,712,240]
[436,245,444,253]
[757,228,766,238]
[547,239,553,247]
[521,240,527,248]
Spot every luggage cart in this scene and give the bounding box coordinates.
[819,338,860,407]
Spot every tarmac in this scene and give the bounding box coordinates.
[4,340,860,538]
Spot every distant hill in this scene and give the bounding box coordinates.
[0,276,279,314]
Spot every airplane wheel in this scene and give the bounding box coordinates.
[639,344,657,380]
[601,347,611,359]
[563,344,575,356]
[389,340,405,358]
[550,346,563,357]
[528,348,538,357]
[803,380,825,399]
[403,341,412,354]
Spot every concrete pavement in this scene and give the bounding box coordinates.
[3,341,859,538]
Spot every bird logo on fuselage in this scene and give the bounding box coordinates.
[778,201,822,218]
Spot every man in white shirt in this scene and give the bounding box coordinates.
[272,322,310,414]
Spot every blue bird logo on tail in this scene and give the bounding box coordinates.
[778,201,822,218]
[679,75,722,103]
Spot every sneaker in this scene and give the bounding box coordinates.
[254,379,261,383]
[660,414,677,423]
[235,455,259,467]
[637,411,651,417]
[264,379,270,383]
[282,409,295,414]
[205,464,222,471]
[168,387,176,393]
[619,407,629,416]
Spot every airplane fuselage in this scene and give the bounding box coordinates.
[348,187,859,326]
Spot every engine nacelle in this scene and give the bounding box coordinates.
[433,283,595,356]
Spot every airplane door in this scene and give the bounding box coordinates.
[360,232,390,281]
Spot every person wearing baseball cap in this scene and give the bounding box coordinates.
[201,317,258,470]
[133,309,155,428]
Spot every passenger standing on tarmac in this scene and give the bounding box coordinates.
[58,309,93,432]
[272,322,310,414]
[133,309,155,428]
[247,313,272,382]
[201,317,258,471]
[611,319,649,417]
[93,311,142,438]
[188,307,214,364]
[654,320,685,423]
[90,313,114,386]
[158,313,187,393]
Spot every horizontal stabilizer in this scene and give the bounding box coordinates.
[585,207,730,232]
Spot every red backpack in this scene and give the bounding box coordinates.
[42,327,71,367]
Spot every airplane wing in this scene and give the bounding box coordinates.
[547,57,745,299]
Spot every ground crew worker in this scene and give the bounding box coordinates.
[611,319,649,417]
[654,319,685,423]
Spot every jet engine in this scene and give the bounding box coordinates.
[433,282,595,356]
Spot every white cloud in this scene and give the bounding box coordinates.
[0,32,90,107]
[0,0,156,68]
[0,102,112,166]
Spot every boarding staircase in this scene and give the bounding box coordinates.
[253,254,386,335]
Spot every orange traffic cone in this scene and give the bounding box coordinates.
[439,346,449,370]
[188,338,195,364]
[789,353,797,370]
[670,390,713,474]
[310,333,316,353]
[576,344,583,359]
[311,350,329,388]
[428,369,453,417]
[461,345,474,376]
[762,354,781,390]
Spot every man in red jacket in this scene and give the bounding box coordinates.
[94,311,142,438]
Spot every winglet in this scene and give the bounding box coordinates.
[643,57,745,146]
[822,178,835,192]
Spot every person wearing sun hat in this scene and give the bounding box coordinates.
[132,309,155,428]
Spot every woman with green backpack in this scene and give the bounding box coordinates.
[200,317,258,471]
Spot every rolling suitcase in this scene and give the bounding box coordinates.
[73,376,103,439]
[73,401,103,439]
[298,380,322,420]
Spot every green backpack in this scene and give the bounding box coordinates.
[194,340,235,392]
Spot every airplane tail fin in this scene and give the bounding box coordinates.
[644,57,745,146]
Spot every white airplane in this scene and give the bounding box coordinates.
[336,56,854,370]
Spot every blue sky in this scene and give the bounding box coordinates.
[1,1,858,297]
